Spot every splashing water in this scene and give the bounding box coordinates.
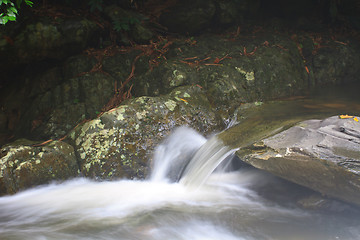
[0,127,360,240]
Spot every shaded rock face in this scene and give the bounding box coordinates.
[0,18,101,75]
[21,72,115,140]
[0,140,78,195]
[104,5,154,44]
[1,32,360,145]
[159,0,260,35]
[237,116,360,205]
[68,85,223,180]
[311,42,360,85]
[158,0,261,34]
[159,0,217,34]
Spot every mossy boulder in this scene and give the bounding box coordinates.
[0,140,78,195]
[69,85,223,180]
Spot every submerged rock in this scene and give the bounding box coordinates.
[0,140,78,195]
[236,116,360,206]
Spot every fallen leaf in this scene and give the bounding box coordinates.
[305,66,310,74]
[339,114,354,119]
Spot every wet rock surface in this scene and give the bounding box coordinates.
[236,116,360,205]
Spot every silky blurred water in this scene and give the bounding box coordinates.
[1,126,360,240]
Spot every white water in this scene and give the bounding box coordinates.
[180,136,238,188]
[1,127,360,240]
[150,127,207,182]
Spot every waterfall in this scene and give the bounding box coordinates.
[179,136,238,188]
[150,127,237,188]
[150,127,207,182]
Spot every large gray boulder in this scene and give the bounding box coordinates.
[236,116,360,205]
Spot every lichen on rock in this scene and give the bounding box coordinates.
[0,140,78,195]
[235,67,255,82]
[69,85,223,180]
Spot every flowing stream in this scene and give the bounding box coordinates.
[1,83,360,240]
[1,127,360,240]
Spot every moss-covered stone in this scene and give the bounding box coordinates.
[69,85,223,180]
[0,140,78,195]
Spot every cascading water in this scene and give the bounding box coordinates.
[150,127,207,182]
[1,127,360,240]
[179,136,238,188]
[150,126,237,188]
